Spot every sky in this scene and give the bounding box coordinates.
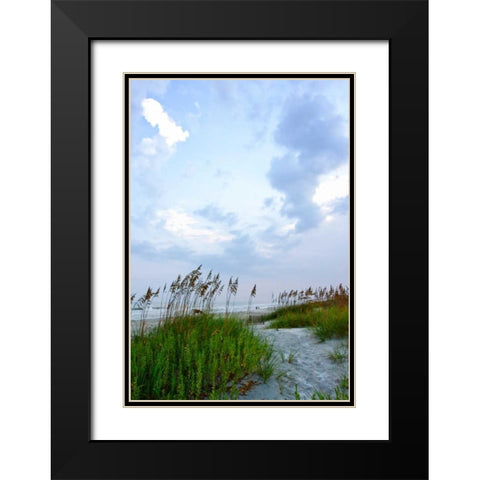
[130,78,350,304]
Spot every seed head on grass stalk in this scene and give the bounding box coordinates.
[225,276,238,317]
[247,284,257,317]
[133,286,160,336]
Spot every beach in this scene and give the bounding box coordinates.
[130,305,276,335]
[238,321,348,400]
[131,309,348,401]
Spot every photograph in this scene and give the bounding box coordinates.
[127,75,354,403]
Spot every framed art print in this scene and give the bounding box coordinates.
[52,1,428,479]
[125,73,355,407]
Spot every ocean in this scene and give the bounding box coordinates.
[130,301,276,321]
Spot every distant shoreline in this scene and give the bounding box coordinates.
[130,307,276,335]
[131,305,276,321]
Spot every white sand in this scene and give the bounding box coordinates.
[238,322,349,400]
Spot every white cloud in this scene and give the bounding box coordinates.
[153,209,234,243]
[138,135,171,159]
[254,241,276,258]
[139,137,157,156]
[312,163,349,207]
[279,221,297,234]
[141,98,189,148]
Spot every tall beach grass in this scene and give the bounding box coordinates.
[130,267,274,400]
[131,313,275,400]
[265,284,349,342]
[130,267,349,400]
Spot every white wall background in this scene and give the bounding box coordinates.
[0,0,479,477]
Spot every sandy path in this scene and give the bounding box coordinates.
[238,322,349,400]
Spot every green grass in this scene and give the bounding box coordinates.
[264,302,326,328]
[264,303,349,343]
[294,384,301,400]
[310,375,349,400]
[327,342,349,363]
[311,306,349,342]
[131,313,276,400]
[293,375,349,400]
[262,301,321,322]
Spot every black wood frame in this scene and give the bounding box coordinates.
[52,1,428,478]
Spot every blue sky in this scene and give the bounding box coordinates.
[130,78,350,303]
